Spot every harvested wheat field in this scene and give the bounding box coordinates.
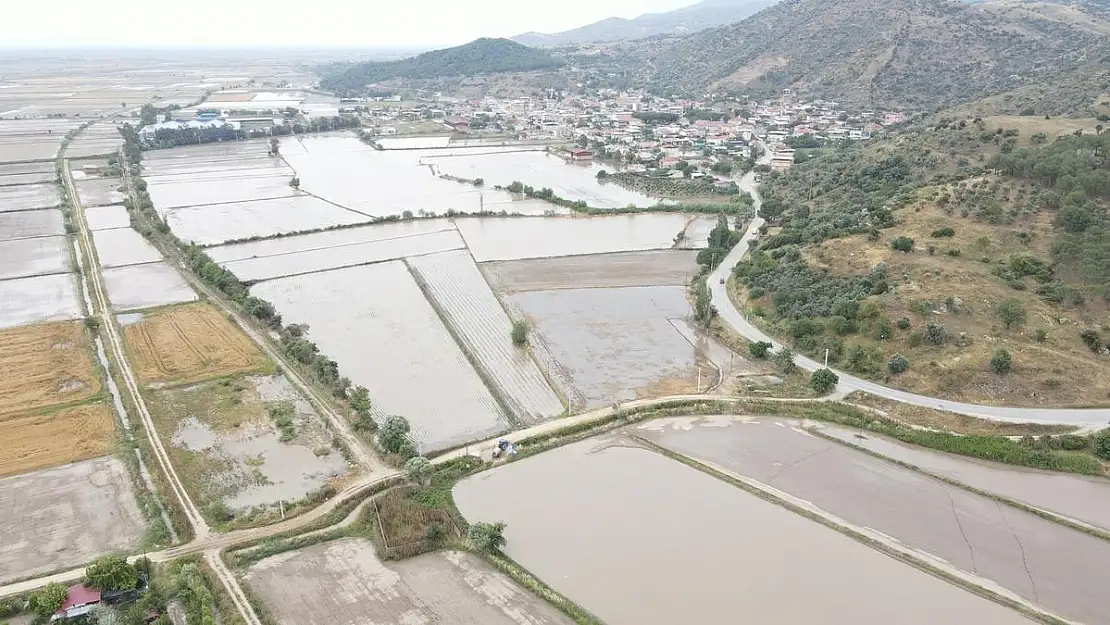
[0,321,99,417]
[0,403,115,478]
[122,302,271,386]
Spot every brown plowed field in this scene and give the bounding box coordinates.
[0,403,115,477]
[123,302,270,386]
[0,321,99,417]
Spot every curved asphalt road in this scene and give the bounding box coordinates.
[708,152,1110,428]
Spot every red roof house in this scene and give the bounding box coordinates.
[53,585,101,621]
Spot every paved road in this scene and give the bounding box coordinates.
[708,153,1110,428]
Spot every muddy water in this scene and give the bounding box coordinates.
[816,423,1110,532]
[453,437,1033,625]
[457,213,688,262]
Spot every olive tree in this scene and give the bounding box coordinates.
[810,368,839,394]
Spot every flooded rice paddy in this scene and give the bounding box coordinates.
[457,214,689,262]
[101,262,198,311]
[0,171,54,185]
[161,374,347,512]
[245,539,574,625]
[74,177,125,207]
[481,250,698,292]
[0,273,83,330]
[0,182,60,212]
[453,435,1033,625]
[816,424,1110,533]
[0,456,143,584]
[0,209,64,241]
[429,150,656,208]
[409,250,565,423]
[252,261,509,452]
[91,227,162,267]
[163,197,368,246]
[149,174,296,210]
[83,205,130,231]
[639,416,1110,624]
[220,228,465,283]
[0,235,69,280]
[506,286,714,409]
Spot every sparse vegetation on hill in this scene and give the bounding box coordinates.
[601,0,1110,111]
[320,38,562,93]
[734,119,1110,406]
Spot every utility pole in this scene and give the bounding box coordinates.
[824,348,829,368]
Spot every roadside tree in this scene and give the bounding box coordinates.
[86,556,139,592]
[404,456,433,486]
[810,368,839,394]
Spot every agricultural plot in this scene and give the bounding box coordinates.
[0,235,69,280]
[0,161,55,176]
[0,320,99,417]
[0,403,115,478]
[205,219,458,263]
[163,196,368,246]
[253,262,508,452]
[0,171,55,185]
[245,539,574,625]
[102,262,198,311]
[222,229,466,283]
[506,286,709,409]
[0,273,83,330]
[0,141,61,163]
[148,374,347,516]
[0,208,64,241]
[84,204,130,230]
[74,177,125,207]
[456,214,689,262]
[677,215,722,249]
[0,457,143,584]
[0,182,60,212]
[147,174,295,210]
[91,227,162,267]
[482,250,699,293]
[121,302,270,386]
[640,416,1110,625]
[409,250,564,422]
[453,436,1033,625]
[66,123,122,159]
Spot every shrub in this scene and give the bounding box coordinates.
[811,368,839,394]
[1093,430,1110,460]
[873,316,893,341]
[1059,434,1088,451]
[749,341,773,359]
[775,347,797,374]
[1034,328,1048,342]
[467,521,507,553]
[931,227,955,238]
[887,354,910,374]
[907,331,924,347]
[511,320,529,346]
[922,321,947,346]
[990,348,1012,374]
[897,317,911,330]
[748,286,766,299]
[891,236,915,252]
[1081,329,1103,353]
[86,556,139,592]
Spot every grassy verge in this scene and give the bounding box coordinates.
[631,435,1072,625]
[845,391,1080,436]
[738,400,1106,476]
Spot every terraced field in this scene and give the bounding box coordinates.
[0,403,115,478]
[121,302,271,386]
[0,321,99,417]
[409,250,564,423]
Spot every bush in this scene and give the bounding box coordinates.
[891,236,914,252]
[887,354,910,374]
[897,317,911,330]
[873,316,893,340]
[1093,430,1110,460]
[29,583,68,617]
[996,298,1026,329]
[1081,329,1103,353]
[931,227,955,238]
[1034,328,1048,342]
[379,416,414,456]
[924,321,947,346]
[810,368,839,394]
[510,320,529,346]
[86,556,139,592]
[775,347,797,374]
[467,521,507,553]
[990,348,1012,374]
[749,341,773,359]
[907,331,923,347]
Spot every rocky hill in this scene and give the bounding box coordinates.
[319,39,562,94]
[604,0,1110,110]
[513,0,779,46]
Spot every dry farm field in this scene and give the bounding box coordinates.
[0,403,115,478]
[481,250,699,292]
[0,321,99,417]
[245,539,574,625]
[121,302,270,386]
[456,214,689,262]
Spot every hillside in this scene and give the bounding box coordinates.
[513,0,779,46]
[731,117,1110,407]
[606,0,1110,110]
[319,38,562,93]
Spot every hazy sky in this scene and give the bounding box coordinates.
[2,0,700,48]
